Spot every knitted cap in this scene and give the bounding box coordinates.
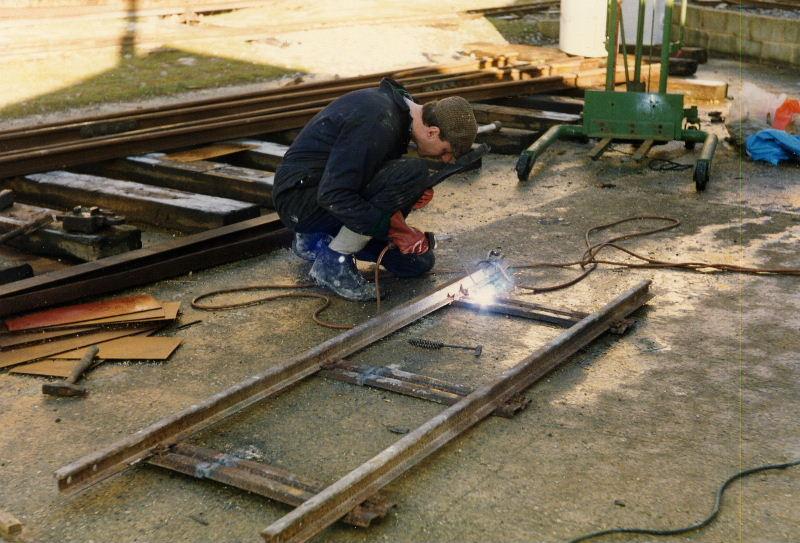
[431,96,478,158]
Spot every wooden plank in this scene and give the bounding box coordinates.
[54,265,503,495]
[0,326,156,368]
[0,201,141,262]
[5,171,261,232]
[260,281,652,543]
[4,294,160,331]
[644,76,729,103]
[471,102,579,131]
[52,336,182,360]
[83,153,275,205]
[165,142,259,162]
[226,139,288,171]
[0,509,22,539]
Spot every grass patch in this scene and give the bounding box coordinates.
[0,47,298,119]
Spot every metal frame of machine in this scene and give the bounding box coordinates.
[516,0,718,191]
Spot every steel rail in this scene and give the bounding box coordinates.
[0,61,500,153]
[0,214,287,316]
[0,64,537,154]
[54,263,503,494]
[0,76,567,178]
[260,280,652,543]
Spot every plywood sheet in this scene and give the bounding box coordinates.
[0,326,156,368]
[52,336,182,360]
[3,294,161,331]
[166,142,257,162]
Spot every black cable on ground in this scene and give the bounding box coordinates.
[565,458,800,543]
[511,216,800,295]
[648,157,693,171]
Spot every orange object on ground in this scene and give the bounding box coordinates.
[774,99,800,130]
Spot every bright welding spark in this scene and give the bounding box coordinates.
[470,284,497,306]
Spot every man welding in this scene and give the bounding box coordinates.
[272,78,478,301]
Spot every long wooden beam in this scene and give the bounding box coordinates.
[54,263,504,494]
[261,280,652,543]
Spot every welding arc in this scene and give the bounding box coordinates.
[513,216,800,294]
[190,284,353,330]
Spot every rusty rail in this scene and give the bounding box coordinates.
[260,281,652,543]
[54,263,503,494]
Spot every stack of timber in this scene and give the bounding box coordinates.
[0,294,183,377]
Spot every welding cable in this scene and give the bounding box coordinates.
[191,245,393,330]
[648,157,693,171]
[564,458,800,543]
[512,216,800,295]
[374,243,393,314]
[191,284,353,330]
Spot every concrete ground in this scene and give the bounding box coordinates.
[1,56,800,543]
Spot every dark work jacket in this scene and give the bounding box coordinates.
[273,78,413,237]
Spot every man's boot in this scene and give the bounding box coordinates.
[291,232,332,262]
[310,244,378,301]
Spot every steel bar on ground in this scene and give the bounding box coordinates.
[0,215,287,317]
[320,360,529,418]
[54,264,502,494]
[260,280,652,543]
[146,443,393,528]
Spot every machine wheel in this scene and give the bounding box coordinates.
[685,140,696,150]
[694,160,709,191]
[515,153,535,182]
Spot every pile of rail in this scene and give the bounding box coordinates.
[0,52,651,179]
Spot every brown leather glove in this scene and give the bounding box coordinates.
[413,188,434,209]
[388,211,429,255]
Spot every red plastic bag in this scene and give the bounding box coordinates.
[773,99,800,130]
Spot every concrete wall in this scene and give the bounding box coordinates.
[678,5,800,66]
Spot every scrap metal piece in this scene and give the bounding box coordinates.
[58,206,125,234]
[321,360,526,418]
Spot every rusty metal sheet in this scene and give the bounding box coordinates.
[0,326,157,368]
[9,358,78,378]
[52,337,182,360]
[55,301,181,327]
[3,295,161,331]
[0,326,99,350]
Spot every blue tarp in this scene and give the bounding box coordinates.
[745,129,800,166]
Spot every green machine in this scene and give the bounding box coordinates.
[515,0,718,191]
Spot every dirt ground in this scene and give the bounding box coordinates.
[1,8,800,543]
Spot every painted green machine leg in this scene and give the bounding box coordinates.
[515,124,586,181]
[682,129,718,191]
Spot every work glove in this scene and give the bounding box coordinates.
[413,188,434,209]
[388,211,429,255]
